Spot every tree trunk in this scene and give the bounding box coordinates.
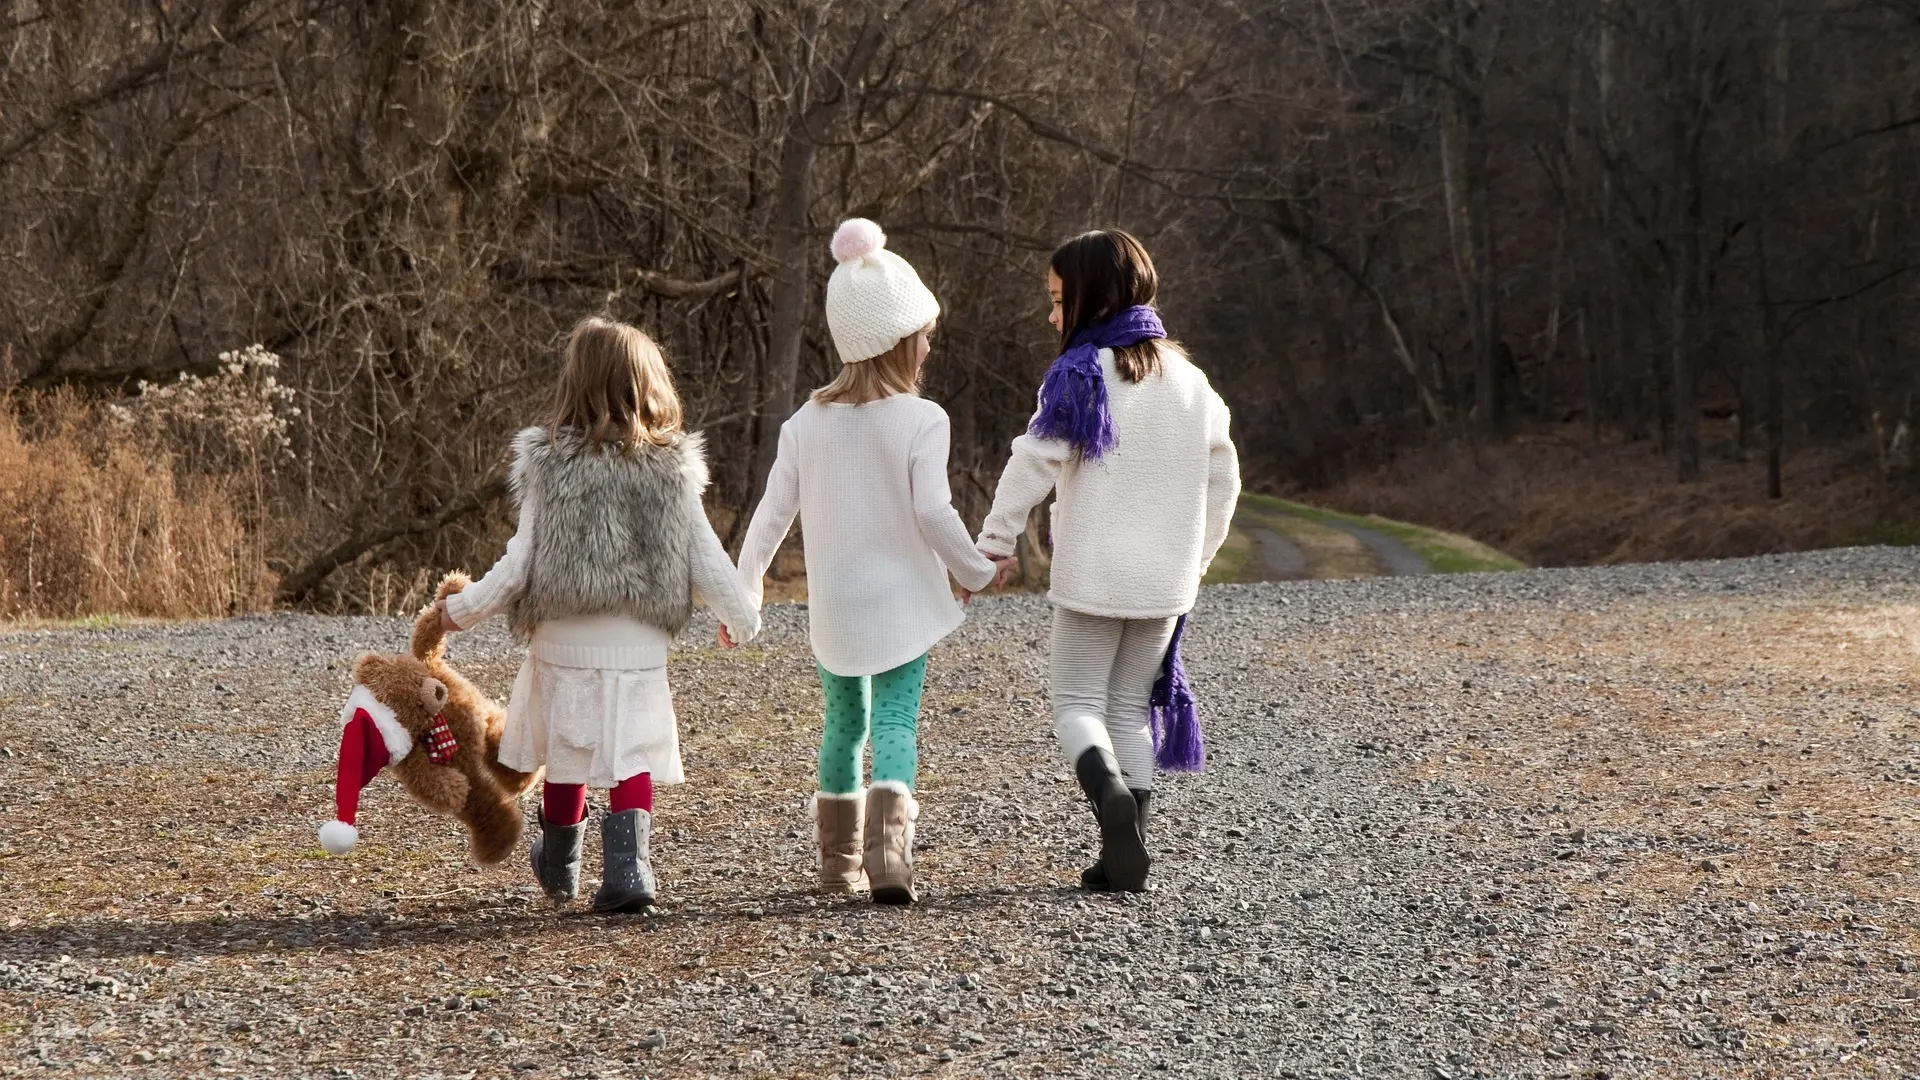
[1579,302,1600,445]
[1593,0,1639,442]
[1443,5,1502,436]
[1761,2,1789,499]
[753,129,817,495]
[1670,111,1703,483]
[738,2,903,545]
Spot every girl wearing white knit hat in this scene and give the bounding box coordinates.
[737,219,998,904]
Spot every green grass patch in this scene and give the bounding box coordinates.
[1239,501,1378,579]
[1200,526,1256,586]
[1845,514,1920,549]
[1226,493,1524,579]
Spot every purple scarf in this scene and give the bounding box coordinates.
[1149,614,1205,772]
[1028,305,1166,460]
[1032,305,1203,771]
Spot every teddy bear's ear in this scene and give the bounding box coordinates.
[350,652,381,684]
[419,677,449,714]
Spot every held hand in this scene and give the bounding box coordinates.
[718,624,737,650]
[436,599,462,634]
[989,556,1020,590]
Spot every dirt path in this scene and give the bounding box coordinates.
[1245,527,1310,581]
[1239,504,1434,580]
[1315,517,1431,576]
[3,549,1918,1078]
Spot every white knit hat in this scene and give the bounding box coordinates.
[823,219,941,363]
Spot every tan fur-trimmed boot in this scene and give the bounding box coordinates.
[864,781,919,905]
[813,790,869,894]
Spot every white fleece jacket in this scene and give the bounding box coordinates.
[977,347,1240,619]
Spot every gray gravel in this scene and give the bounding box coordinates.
[3,547,1919,1078]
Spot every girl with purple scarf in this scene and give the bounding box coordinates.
[976,230,1241,893]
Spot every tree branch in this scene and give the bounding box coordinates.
[276,476,511,604]
[22,100,250,388]
[493,260,745,300]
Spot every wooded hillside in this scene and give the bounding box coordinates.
[4,0,1917,614]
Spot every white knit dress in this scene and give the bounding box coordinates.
[736,394,998,677]
[446,486,759,788]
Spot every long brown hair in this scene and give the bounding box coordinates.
[1049,229,1170,382]
[812,322,931,405]
[551,316,684,449]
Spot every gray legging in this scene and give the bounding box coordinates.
[1048,607,1178,790]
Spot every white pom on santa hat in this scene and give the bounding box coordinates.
[318,819,359,854]
[830,218,887,264]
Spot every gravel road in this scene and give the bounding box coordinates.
[4,548,1919,1079]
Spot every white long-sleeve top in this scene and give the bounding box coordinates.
[446,486,759,670]
[977,346,1240,619]
[737,394,998,677]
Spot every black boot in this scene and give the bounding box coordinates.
[1081,789,1152,892]
[529,810,587,904]
[592,809,658,913]
[1074,748,1149,892]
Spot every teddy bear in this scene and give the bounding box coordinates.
[317,572,537,864]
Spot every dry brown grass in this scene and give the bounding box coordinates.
[0,394,274,620]
[1320,423,1920,567]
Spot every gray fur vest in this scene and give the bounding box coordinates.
[504,426,708,639]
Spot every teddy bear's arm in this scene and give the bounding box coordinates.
[394,756,471,815]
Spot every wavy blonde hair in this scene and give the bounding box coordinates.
[812,322,932,405]
[552,317,684,448]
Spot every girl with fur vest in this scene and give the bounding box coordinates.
[736,219,999,905]
[976,229,1241,893]
[436,317,759,913]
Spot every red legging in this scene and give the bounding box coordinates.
[541,773,652,826]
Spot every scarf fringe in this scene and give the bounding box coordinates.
[1028,345,1116,459]
[1027,305,1165,461]
[1149,614,1205,772]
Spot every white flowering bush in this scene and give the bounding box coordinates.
[108,344,300,472]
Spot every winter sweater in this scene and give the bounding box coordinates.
[977,347,1240,619]
[446,428,758,670]
[737,394,999,677]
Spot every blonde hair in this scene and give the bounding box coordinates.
[551,317,684,448]
[812,322,932,405]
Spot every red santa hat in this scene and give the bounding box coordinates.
[318,684,415,854]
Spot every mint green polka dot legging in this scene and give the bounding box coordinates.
[815,654,928,795]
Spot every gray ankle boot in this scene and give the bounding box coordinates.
[1081,789,1152,892]
[530,810,587,903]
[1074,748,1148,892]
[593,808,657,913]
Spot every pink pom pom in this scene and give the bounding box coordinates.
[831,219,886,264]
